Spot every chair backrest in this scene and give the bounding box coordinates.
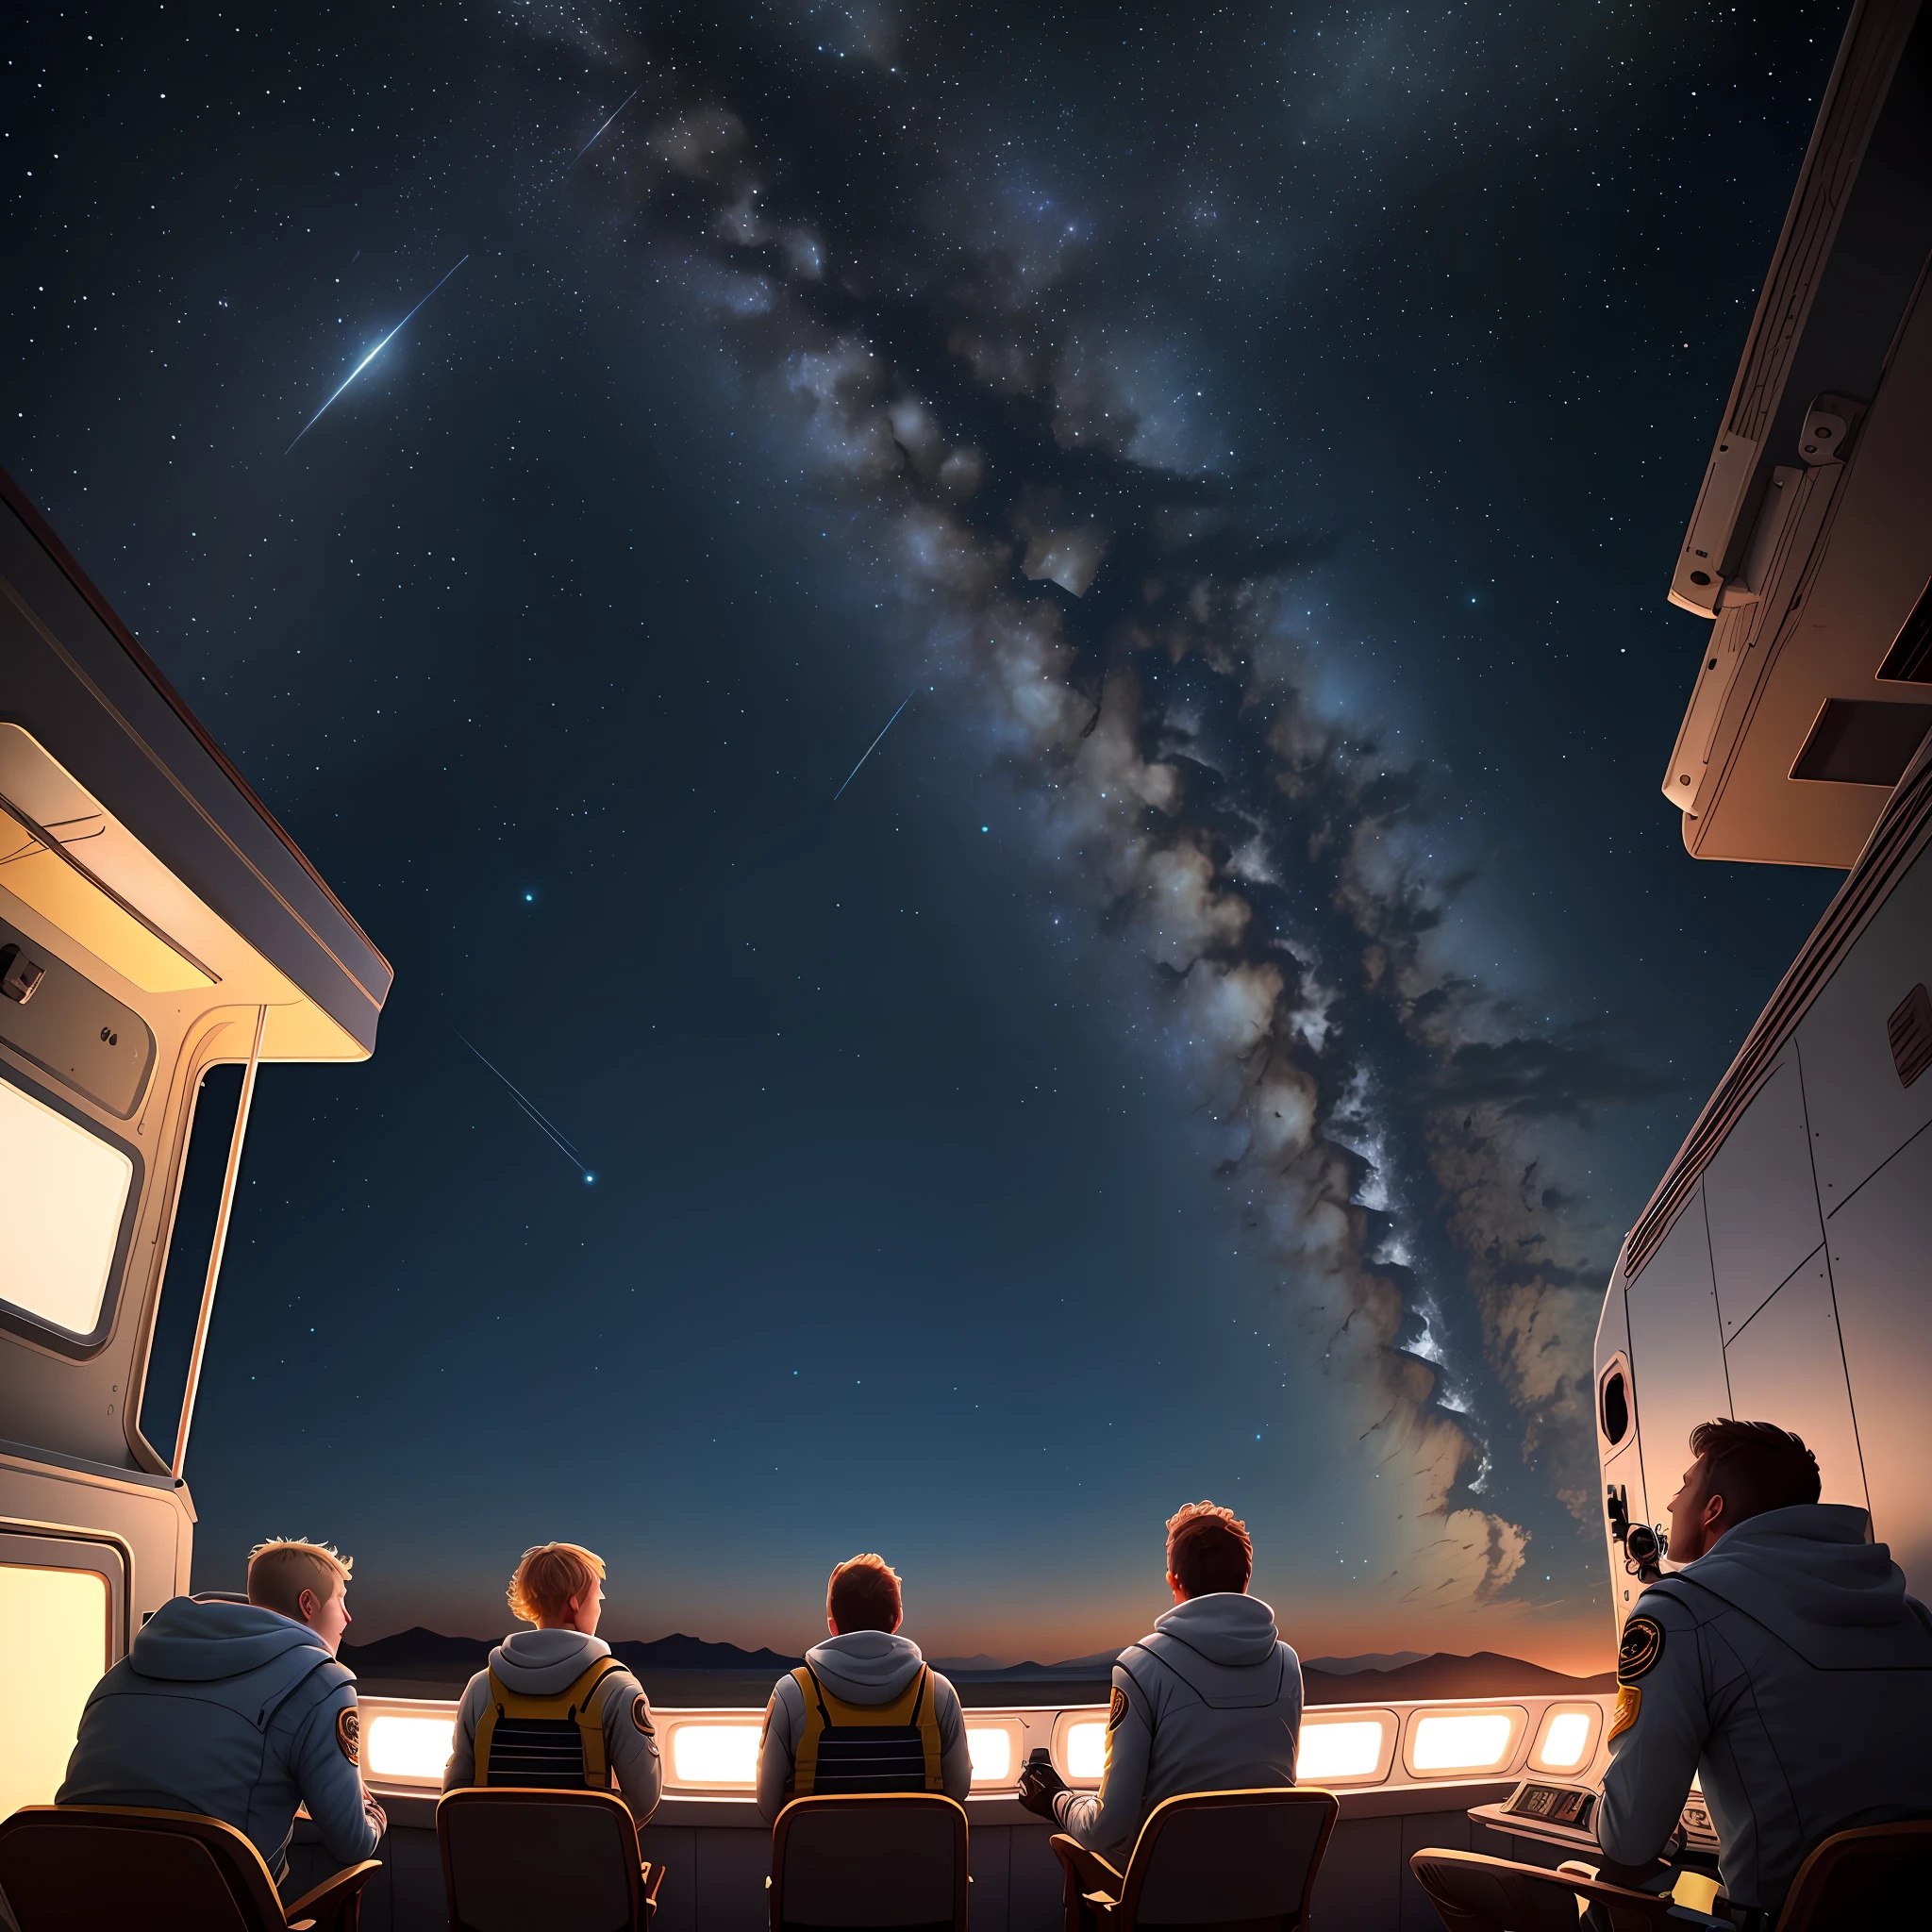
[769,1792,969,1932]
[437,1787,643,1932]
[1774,1819,1932,1931]
[0,1804,288,1932]
[1114,1789,1339,1931]
[1407,1848,1683,1932]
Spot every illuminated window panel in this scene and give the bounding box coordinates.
[1530,1706,1600,1773]
[0,1564,108,1818]
[670,1723,762,1787]
[1408,1709,1521,1774]
[1295,1718,1389,1783]
[366,1712,456,1782]
[966,1724,1015,1785]
[1063,1720,1108,1782]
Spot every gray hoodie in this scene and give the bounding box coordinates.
[1055,1593,1303,1866]
[444,1628,660,1826]
[757,1630,970,1822]
[58,1596,380,1884]
[1597,1503,1932,1913]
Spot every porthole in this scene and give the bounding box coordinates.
[1601,1369,1629,1445]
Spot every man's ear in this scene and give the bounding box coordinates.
[297,1587,320,1625]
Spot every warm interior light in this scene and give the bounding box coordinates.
[1537,1709,1591,1770]
[1064,1720,1108,1780]
[967,1726,1013,1783]
[1411,1711,1515,1772]
[671,1724,762,1786]
[366,1713,455,1781]
[0,1564,108,1819]
[1295,1719,1386,1780]
[0,1076,133,1337]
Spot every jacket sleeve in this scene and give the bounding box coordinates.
[293,1681,383,1866]
[1054,1665,1150,1868]
[932,1675,971,1803]
[758,1676,802,1824]
[441,1675,482,1793]
[1595,1591,1705,1870]
[603,1674,663,1825]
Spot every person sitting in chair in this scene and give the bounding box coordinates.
[757,1552,972,1822]
[442,1541,660,1828]
[1019,1501,1302,1869]
[58,1537,384,1892]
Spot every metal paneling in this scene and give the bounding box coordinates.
[1701,1059,1825,1340]
[1722,1249,1869,1508]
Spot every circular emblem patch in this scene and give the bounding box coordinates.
[1618,1613,1665,1682]
[632,1692,656,1736]
[336,1705,360,1767]
[1108,1687,1129,1731]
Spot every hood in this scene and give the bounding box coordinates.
[490,1627,613,1695]
[804,1630,927,1704]
[1153,1593,1282,1668]
[1678,1504,1932,1669]
[129,1596,332,1684]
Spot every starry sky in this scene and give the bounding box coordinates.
[4,2,1849,1670]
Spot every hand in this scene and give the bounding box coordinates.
[363,1792,389,1836]
[1018,1753,1068,1820]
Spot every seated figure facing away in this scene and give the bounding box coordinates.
[442,1541,660,1828]
[58,1537,385,1891]
[1021,1501,1303,1867]
[757,1552,972,1822]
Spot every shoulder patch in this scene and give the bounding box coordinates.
[336,1705,360,1768]
[1618,1613,1665,1682]
[632,1692,655,1736]
[1607,1683,1641,1742]
[1108,1687,1129,1731]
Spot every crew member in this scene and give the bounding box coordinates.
[1595,1419,1932,1921]
[58,1538,385,1890]
[1020,1501,1301,1867]
[757,1552,972,1823]
[443,1541,660,1828]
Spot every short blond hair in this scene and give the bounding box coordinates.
[508,1542,606,1625]
[247,1539,352,1620]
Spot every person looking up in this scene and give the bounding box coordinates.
[1594,1419,1932,1922]
[1020,1501,1302,1869]
[757,1553,971,1823]
[443,1541,660,1828]
[58,1538,384,1891]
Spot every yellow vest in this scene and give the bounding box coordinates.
[791,1661,942,1796]
[474,1656,626,1789]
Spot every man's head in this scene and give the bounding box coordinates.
[248,1539,353,1654]
[1668,1419,1822,1563]
[508,1542,607,1634]
[1165,1500,1253,1602]
[826,1553,903,1636]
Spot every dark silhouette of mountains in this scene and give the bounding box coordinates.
[341,1628,1610,1700]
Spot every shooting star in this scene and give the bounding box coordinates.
[833,691,915,801]
[570,90,639,169]
[451,1025,596,1183]
[286,254,470,454]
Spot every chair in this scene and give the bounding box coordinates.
[437,1788,663,1932]
[0,1804,379,1932]
[1407,1848,1728,1932]
[1049,1788,1339,1932]
[769,1792,969,1932]
[1771,1819,1932,1930]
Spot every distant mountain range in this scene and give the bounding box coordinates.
[341,1628,1610,1699]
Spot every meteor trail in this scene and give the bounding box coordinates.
[570,90,638,169]
[833,691,915,801]
[285,254,469,453]
[451,1025,596,1182]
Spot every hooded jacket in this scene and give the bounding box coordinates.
[1055,1593,1303,1865]
[1596,1504,1932,1914]
[57,1596,379,1883]
[757,1630,970,1822]
[444,1627,660,1825]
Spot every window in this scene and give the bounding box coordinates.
[363,1707,458,1784]
[1405,1707,1526,1775]
[1529,1706,1602,1773]
[1295,1713,1395,1784]
[965,1721,1022,1786]
[0,1554,114,1817]
[666,1722,762,1788]
[1601,1368,1629,1445]
[0,1073,134,1342]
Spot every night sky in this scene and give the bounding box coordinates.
[4,2,1847,1669]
